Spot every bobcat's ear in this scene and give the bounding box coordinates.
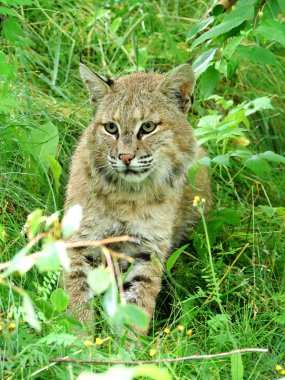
[158,63,196,113]
[79,63,113,106]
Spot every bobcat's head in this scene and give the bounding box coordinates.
[80,63,196,187]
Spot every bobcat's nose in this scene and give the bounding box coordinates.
[119,153,134,165]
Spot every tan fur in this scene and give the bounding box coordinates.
[64,63,212,332]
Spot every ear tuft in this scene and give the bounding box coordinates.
[158,64,196,113]
[79,63,113,106]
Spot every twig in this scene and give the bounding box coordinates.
[66,235,137,248]
[50,348,268,365]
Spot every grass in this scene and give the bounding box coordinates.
[1,0,285,379]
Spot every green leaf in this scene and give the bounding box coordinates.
[61,204,82,238]
[115,303,148,330]
[87,265,111,295]
[50,288,69,312]
[231,352,244,380]
[37,241,70,272]
[166,244,189,274]
[255,20,285,46]
[23,295,41,331]
[259,205,276,218]
[0,95,19,113]
[192,48,217,78]
[223,35,245,59]
[39,333,78,347]
[260,151,285,164]
[199,65,220,100]
[3,0,32,4]
[243,155,271,176]
[103,283,118,317]
[27,209,43,238]
[212,155,230,166]
[47,155,62,192]
[134,364,172,380]
[19,122,59,171]
[241,97,274,116]
[2,18,23,42]
[217,208,241,226]
[186,17,214,40]
[277,0,285,13]
[109,17,122,34]
[0,6,15,15]
[192,18,245,48]
[236,46,279,66]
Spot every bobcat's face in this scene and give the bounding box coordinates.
[94,93,177,183]
[81,65,196,186]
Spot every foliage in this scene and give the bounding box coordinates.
[0,0,285,379]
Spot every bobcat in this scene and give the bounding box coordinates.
[64,62,211,332]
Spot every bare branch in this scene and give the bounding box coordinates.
[50,348,268,365]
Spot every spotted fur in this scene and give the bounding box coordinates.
[64,63,212,331]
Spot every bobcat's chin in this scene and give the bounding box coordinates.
[117,167,153,183]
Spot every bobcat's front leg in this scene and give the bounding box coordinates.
[64,248,94,327]
[122,252,164,333]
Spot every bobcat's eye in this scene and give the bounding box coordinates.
[104,122,118,135]
[140,121,157,134]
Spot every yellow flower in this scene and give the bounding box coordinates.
[177,324,184,331]
[193,196,200,207]
[276,365,282,371]
[83,339,93,347]
[164,328,170,334]
[95,337,103,345]
[235,136,250,147]
[8,322,16,330]
[281,369,285,375]
[186,329,193,336]
[149,349,157,357]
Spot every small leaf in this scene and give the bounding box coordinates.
[103,283,118,317]
[198,156,211,167]
[255,19,285,46]
[50,288,69,312]
[37,241,69,272]
[212,155,230,166]
[242,97,274,116]
[260,151,285,164]
[192,48,217,78]
[87,265,111,295]
[109,17,122,34]
[217,208,241,226]
[236,46,279,66]
[39,333,78,347]
[27,209,43,238]
[0,6,15,16]
[61,204,82,238]
[47,155,62,192]
[115,303,148,330]
[186,17,214,41]
[231,352,244,380]
[166,244,189,274]
[243,155,271,176]
[23,295,41,331]
[134,364,172,380]
[199,65,220,99]
[259,205,276,218]
[192,18,245,48]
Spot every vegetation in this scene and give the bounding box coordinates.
[0,0,285,378]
